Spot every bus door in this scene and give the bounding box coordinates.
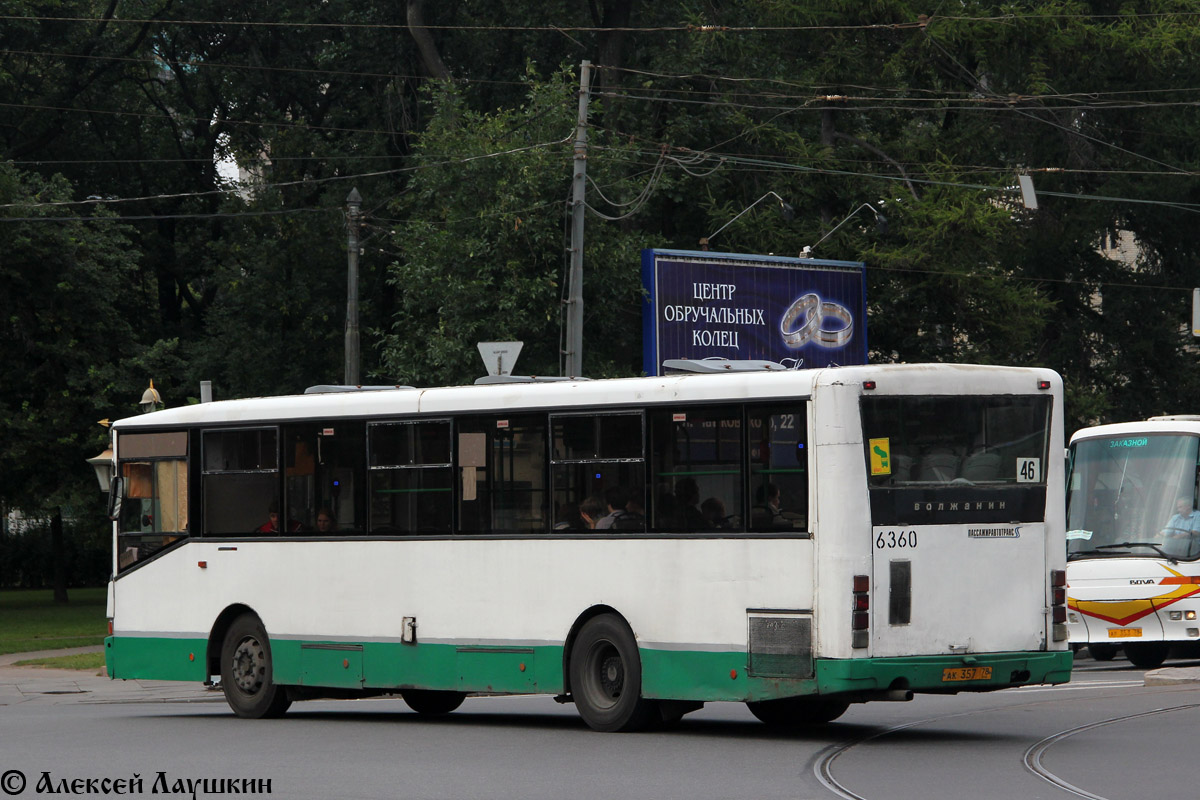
[862,394,1054,657]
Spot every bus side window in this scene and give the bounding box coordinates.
[280,423,367,535]
[369,420,452,535]
[550,413,645,533]
[202,428,279,536]
[456,415,548,535]
[115,430,189,570]
[648,407,743,533]
[747,405,809,532]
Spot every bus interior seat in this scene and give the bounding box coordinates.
[961,450,1002,482]
[917,452,961,483]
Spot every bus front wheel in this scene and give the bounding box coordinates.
[402,689,466,715]
[747,696,850,727]
[1125,642,1170,669]
[1087,643,1118,662]
[220,614,292,719]
[569,614,655,732]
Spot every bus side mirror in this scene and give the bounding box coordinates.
[106,476,124,521]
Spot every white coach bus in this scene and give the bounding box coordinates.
[1066,416,1200,667]
[103,362,1071,731]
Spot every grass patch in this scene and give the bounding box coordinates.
[0,588,107,655]
[13,651,106,671]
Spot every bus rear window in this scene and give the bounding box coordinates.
[861,395,1052,488]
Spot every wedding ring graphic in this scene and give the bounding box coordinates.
[780,292,821,347]
[816,300,854,348]
[779,292,854,349]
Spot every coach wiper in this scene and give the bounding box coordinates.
[1087,542,1177,564]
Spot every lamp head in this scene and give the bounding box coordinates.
[139,380,162,414]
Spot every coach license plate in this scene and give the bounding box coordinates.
[1108,627,1142,639]
[942,666,992,682]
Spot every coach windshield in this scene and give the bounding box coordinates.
[1067,434,1200,561]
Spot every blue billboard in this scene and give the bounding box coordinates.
[641,249,867,376]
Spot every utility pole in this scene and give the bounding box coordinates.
[564,60,592,377]
[344,187,362,386]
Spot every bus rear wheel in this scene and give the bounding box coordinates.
[402,689,466,715]
[747,696,850,727]
[569,614,655,732]
[220,614,292,719]
[1125,642,1170,669]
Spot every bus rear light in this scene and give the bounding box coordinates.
[107,619,113,636]
[862,381,876,391]
[1050,569,1068,640]
[852,574,870,646]
[1037,379,1051,390]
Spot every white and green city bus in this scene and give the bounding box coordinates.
[103,362,1072,731]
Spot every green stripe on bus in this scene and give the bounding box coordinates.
[105,635,208,682]
[107,635,1072,701]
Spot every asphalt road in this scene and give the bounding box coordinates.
[1,654,1197,800]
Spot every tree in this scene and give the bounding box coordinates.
[377,70,667,384]
[0,164,141,599]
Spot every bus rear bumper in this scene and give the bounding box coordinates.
[815,650,1074,696]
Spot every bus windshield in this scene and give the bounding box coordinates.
[1067,434,1200,560]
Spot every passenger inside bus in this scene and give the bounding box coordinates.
[256,502,301,534]
[701,496,731,530]
[620,492,646,529]
[1162,496,1200,555]
[594,486,629,530]
[752,483,788,529]
[315,508,337,534]
[673,477,705,531]
[579,496,604,530]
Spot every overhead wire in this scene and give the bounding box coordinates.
[917,22,1193,175]
[5,12,1200,32]
[0,137,573,213]
[11,47,1200,113]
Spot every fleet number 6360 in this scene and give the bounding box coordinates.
[876,530,917,549]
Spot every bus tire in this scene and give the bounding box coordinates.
[402,689,466,715]
[1087,643,1118,662]
[747,696,850,727]
[1125,642,1169,669]
[569,614,655,732]
[220,614,292,719]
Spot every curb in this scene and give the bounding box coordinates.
[1144,667,1200,687]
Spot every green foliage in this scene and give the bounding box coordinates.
[0,587,107,654]
[378,70,665,383]
[0,513,111,589]
[13,651,106,669]
[0,163,141,511]
[3,0,1200,469]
